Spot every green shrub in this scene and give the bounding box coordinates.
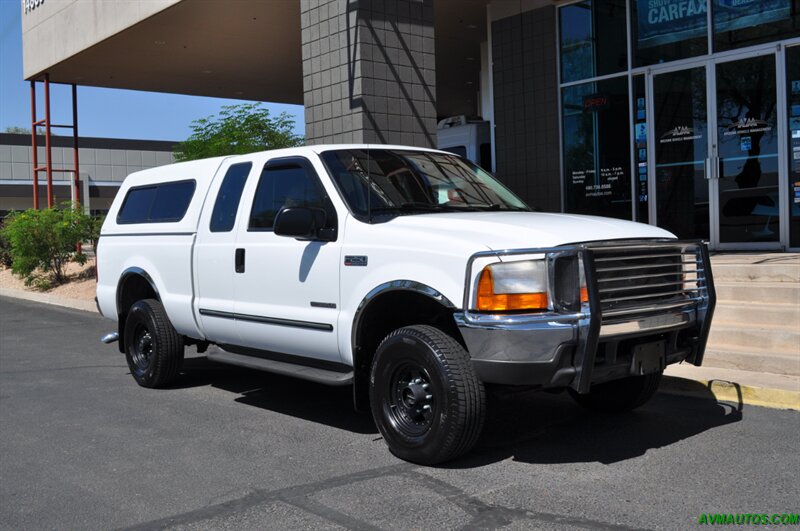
[0,218,12,268]
[1,204,94,286]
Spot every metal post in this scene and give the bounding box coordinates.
[43,74,54,208]
[71,84,80,207]
[30,80,39,209]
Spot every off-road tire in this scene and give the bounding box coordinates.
[369,325,486,465]
[569,371,663,412]
[123,299,183,388]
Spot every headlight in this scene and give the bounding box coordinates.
[476,260,549,312]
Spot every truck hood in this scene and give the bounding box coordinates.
[381,211,675,250]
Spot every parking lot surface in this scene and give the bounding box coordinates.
[1,296,798,530]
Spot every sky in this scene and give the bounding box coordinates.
[0,0,304,142]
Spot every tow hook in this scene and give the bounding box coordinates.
[101,332,120,344]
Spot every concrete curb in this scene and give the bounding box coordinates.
[0,287,98,313]
[660,376,800,411]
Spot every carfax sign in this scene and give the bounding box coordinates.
[637,0,791,48]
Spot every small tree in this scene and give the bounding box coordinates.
[1,204,94,287]
[4,126,32,134]
[174,103,304,162]
[0,219,13,268]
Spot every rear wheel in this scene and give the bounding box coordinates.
[369,325,485,465]
[569,371,663,412]
[123,299,183,388]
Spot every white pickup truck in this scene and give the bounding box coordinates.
[96,145,715,464]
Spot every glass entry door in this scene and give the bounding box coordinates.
[647,51,784,249]
[650,66,710,241]
[713,53,781,248]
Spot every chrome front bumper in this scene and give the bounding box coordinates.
[454,240,716,392]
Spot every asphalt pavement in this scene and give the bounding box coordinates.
[1,296,798,530]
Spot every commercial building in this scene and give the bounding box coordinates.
[0,133,175,217]
[19,0,800,250]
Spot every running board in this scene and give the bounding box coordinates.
[207,349,353,386]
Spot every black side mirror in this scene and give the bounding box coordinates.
[274,207,326,240]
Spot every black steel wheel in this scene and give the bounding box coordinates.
[568,371,663,412]
[386,363,436,438]
[369,325,485,465]
[123,299,183,388]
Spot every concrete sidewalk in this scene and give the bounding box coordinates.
[0,286,97,313]
[662,364,799,411]
[0,286,797,411]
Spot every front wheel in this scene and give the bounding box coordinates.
[123,299,184,388]
[568,371,663,412]
[369,325,486,465]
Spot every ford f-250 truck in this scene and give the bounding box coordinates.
[96,145,715,465]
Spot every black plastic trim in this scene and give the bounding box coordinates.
[199,308,333,332]
[100,232,195,237]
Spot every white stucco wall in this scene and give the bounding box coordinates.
[21,0,180,79]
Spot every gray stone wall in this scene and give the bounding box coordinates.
[491,7,561,212]
[301,0,436,147]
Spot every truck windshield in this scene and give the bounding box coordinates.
[320,149,530,219]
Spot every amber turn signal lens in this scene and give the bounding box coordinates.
[580,286,589,303]
[477,267,548,311]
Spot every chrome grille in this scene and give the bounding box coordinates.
[590,243,707,319]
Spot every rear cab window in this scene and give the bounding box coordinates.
[210,163,252,232]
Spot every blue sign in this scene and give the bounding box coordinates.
[637,0,790,49]
[740,136,752,152]
[715,0,791,34]
[635,123,647,142]
[637,0,707,49]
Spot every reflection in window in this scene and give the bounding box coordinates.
[716,56,779,243]
[562,76,632,220]
[559,0,627,83]
[787,46,800,248]
[714,0,800,52]
[653,67,708,240]
[631,0,707,66]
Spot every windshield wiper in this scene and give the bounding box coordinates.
[370,202,444,212]
[469,203,531,211]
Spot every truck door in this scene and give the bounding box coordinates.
[231,156,342,364]
[193,160,254,345]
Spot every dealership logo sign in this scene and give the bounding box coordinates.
[660,126,701,143]
[724,118,772,136]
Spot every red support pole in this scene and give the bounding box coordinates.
[44,74,53,208]
[30,80,39,209]
[72,84,80,207]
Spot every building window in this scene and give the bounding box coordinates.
[714,0,800,52]
[559,0,628,83]
[562,76,632,220]
[631,0,708,66]
[787,45,800,248]
[633,74,648,224]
